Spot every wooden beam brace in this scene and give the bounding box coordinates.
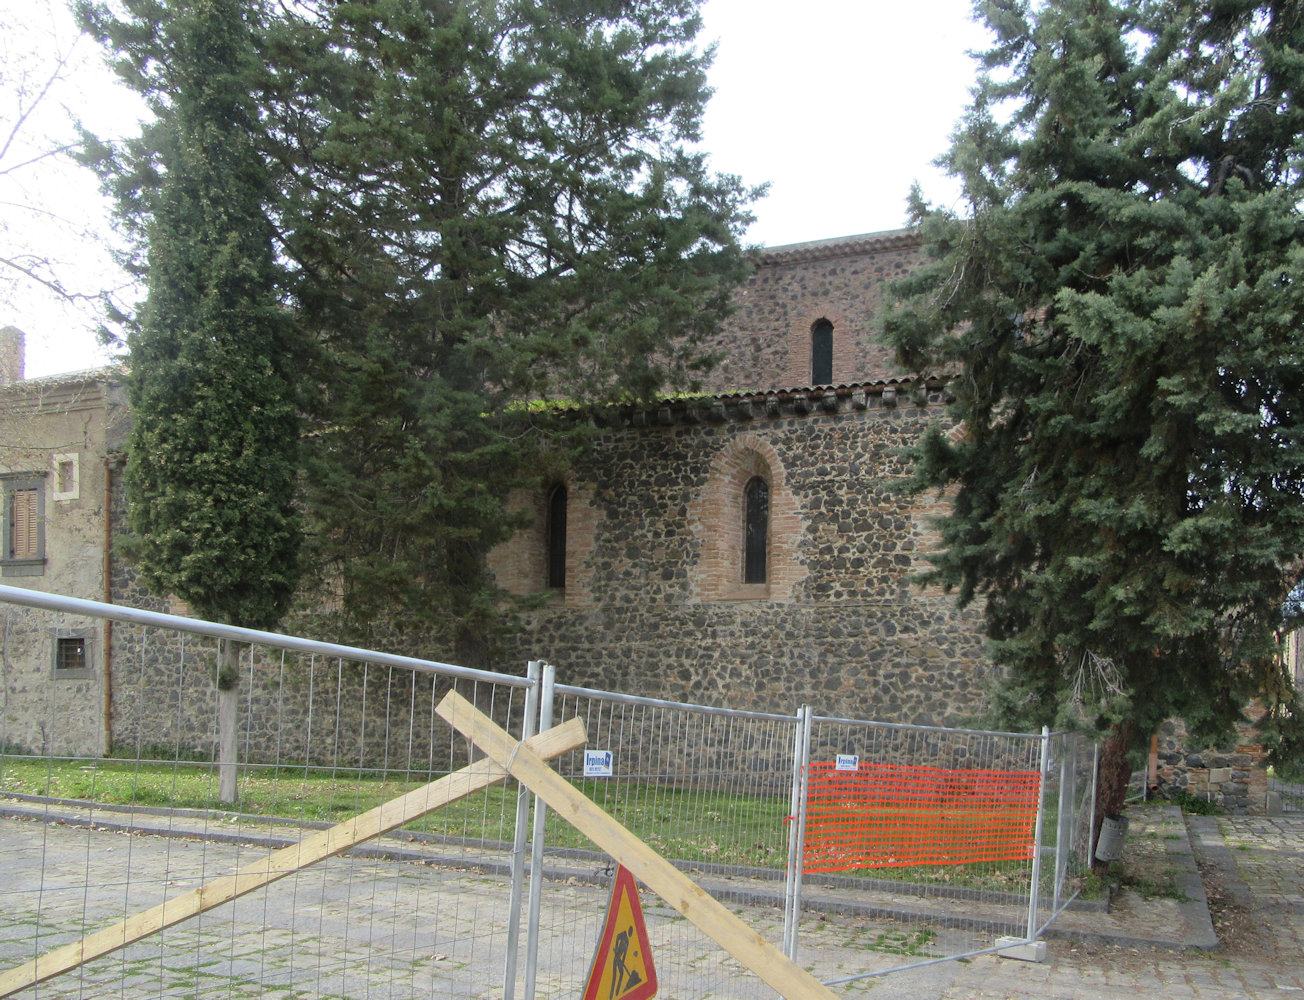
[0,715,587,998]
[437,691,840,1000]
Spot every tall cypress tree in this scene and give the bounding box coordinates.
[79,0,300,802]
[884,0,1304,828]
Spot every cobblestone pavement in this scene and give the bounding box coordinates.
[918,814,1304,1000]
[0,811,1301,998]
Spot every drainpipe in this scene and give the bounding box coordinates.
[102,457,113,757]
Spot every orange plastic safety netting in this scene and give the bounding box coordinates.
[802,761,1041,872]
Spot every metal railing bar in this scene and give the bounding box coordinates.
[0,583,530,688]
[809,711,1058,741]
[550,681,797,722]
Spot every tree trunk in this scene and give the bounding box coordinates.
[1091,718,1136,874]
[217,640,241,806]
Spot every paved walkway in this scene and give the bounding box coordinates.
[0,799,1301,998]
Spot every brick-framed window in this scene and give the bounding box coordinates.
[692,433,805,602]
[2,472,45,577]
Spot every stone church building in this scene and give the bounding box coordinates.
[2,231,998,761]
[2,232,1291,809]
[488,229,997,726]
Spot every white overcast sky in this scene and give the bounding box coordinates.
[5,0,990,379]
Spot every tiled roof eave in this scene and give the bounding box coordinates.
[757,228,923,266]
[589,377,956,429]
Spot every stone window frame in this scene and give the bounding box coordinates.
[52,627,95,680]
[2,471,46,577]
[52,452,80,501]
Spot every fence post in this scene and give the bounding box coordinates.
[502,660,542,1000]
[1024,726,1051,943]
[523,662,556,1000]
[1088,740,1100,862]
[1053,734,1070,914]
[782,704,813,961]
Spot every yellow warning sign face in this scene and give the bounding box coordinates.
[582,865,657,1000]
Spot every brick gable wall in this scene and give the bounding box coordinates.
[698,232,921,393]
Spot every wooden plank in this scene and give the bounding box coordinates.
[437,691,841,1000]
[0,716,586,998]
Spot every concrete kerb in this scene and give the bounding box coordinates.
[1036,805,1218,954]
[0,793,1224,956]
[1185,814,1255,912]
[1169,813,1221,950]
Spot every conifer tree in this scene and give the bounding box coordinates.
[81,0,754,664]
[884,0,1304,826]
[260,0,755,658]
[79,0,300,802]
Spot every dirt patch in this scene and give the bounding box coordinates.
[1198,857,1274,959]
[1113,811,1185,901]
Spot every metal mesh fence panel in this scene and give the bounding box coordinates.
[4,585,1106,997]
[523,680,803,1000]
[1033,732,1097,936]
[1269,769,1304,812]
[0,591,535,1000]
[791,715,1048,980]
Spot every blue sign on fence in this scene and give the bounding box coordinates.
[584,749,614,777]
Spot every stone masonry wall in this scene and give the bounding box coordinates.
[1150,710,1273,815]
[494,385,997,727]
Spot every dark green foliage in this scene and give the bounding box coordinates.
[79,0,300,633]
[883,1,1304,766]
[82,0,753,660]
[1167,787,1220,815]
[267,0,755,656]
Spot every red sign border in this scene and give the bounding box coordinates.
[581,865,658,1000]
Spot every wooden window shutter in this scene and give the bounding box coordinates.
[10,488,38,559]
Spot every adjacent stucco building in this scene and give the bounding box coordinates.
[0,326,129,756]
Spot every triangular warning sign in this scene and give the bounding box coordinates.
[582,865,658,1000]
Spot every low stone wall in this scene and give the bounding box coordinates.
[1149,713,1272,815]
[107,473,529,770]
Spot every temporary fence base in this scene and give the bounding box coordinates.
[995,936,1049,962]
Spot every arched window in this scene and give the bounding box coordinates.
[743,475,768,584]
[811,319,833,386]
[546,483,567,589]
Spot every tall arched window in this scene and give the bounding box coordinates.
[811,318,834,386]
[743,475,769,584]
[546,483,567,589]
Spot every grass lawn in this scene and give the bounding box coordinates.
[0,755,791,867]
[0,754,1049,891]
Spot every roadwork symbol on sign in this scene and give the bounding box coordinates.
[581,865,658,1000]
